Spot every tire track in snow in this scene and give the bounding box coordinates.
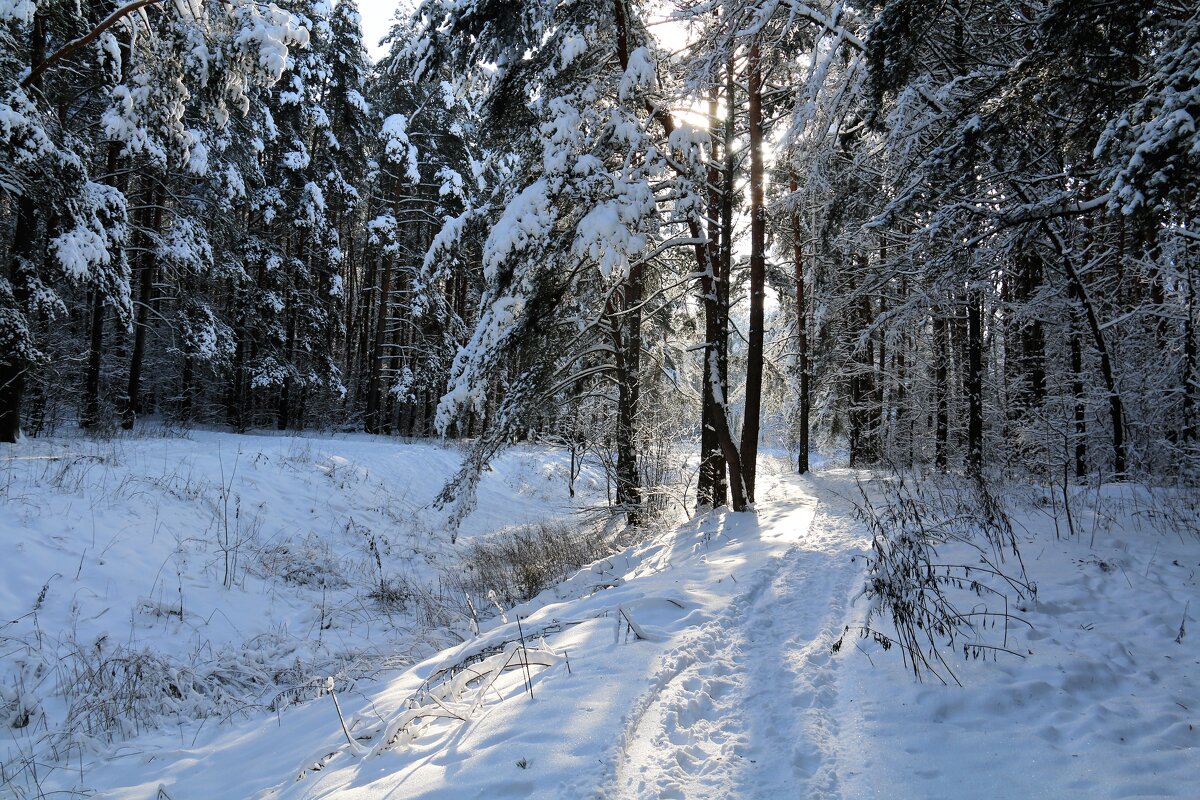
[610,471,867,800]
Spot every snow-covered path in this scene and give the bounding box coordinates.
[22,438,1198,800]
[612,471,865,799]
[255,460,869,800]
[26,452,874,800]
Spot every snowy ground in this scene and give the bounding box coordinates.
[4,434,1198,799]
[0,429,607,797]
[832,479,1200,800]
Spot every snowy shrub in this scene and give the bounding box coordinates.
[0,652,42,731]
[451,521,614,608]
[256,534,349,589]
[58,642,205,741]
[367,575,459,630]
[837,474,1036,685]
[39,455,92,493]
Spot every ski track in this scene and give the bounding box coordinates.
[612,471,868,800]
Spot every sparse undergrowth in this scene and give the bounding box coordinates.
[837,473,1036,685]
[449,519,617,609]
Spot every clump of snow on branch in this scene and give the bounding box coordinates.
[0,0,35,24]
[381,113,422,184]
[559,33,588,70]
[572,180,655,280]
[51,182,127,285]
[482,179,555,283]
[619,46,656,100]
[235,2,310,81]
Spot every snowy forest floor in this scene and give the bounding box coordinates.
[2,432,1198,799]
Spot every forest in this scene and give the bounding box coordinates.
[2,1,1200,797]
[3,0,1196,507]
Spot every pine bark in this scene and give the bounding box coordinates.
[967,289,984,476]
[740,37,766,503]
[790,175,810,475]
[2,16,45,443]
[1069,292,1088,479]
[80,289,107,429]
[1185,265,1197,444]
[698,72,727,506]
[1,197,37,444]
[934,311,949,471]
[365,256,393,434]
[614,264,642,520]
[122,186,163,429]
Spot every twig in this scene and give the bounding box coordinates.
[515,616,534,699]
[327,679,365,756]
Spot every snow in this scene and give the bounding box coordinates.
[437,165,465,199]
[283,144,312,170]
[667,122,709,162]
[572,192,651,280]
[559,34,588,70]
[1,430,605,797]
[186,130,209,175]
[5,441,1197,798]
[539,97,582,175]
[482,179,555,283]
[437,293,527,427]
[160,216,214,273]
[620,46,657,101]
[380,113,421,184]
[51,181,127,282]
[830,481,1200,800]
[235,3,310,83]
[0,0,34,24]
[424,209,469,271]
[346,89,370,116]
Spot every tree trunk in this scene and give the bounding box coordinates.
[365,256,393,434]
[1185,263,1197,444]
[698,72,724,507]
[82,27,131,431]
[1069,293,1088,479]
[1023,197,1126,478]
[934,311,949,471]
[1062,248,1124,478]
[848,264,875,467]
[0,196,37,444]
[740,37,766,504]
[180,355,194,422]
[0,9,49,443]
[80,290,106,429]
[790,174,810,475]
[717,45,735,502]
[967,289,984,476]
[122,187,163,429]
[278,307,297,430]
[355,254,377,408]
[229,331,247,431]
[612,0,741,509]
[897,320,909,466]
[875,285,887,460]
[1014,251,1046,414]
[614,263,643,521]
[696,70,729,506]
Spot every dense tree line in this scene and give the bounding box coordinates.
[3,0,1197,515]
